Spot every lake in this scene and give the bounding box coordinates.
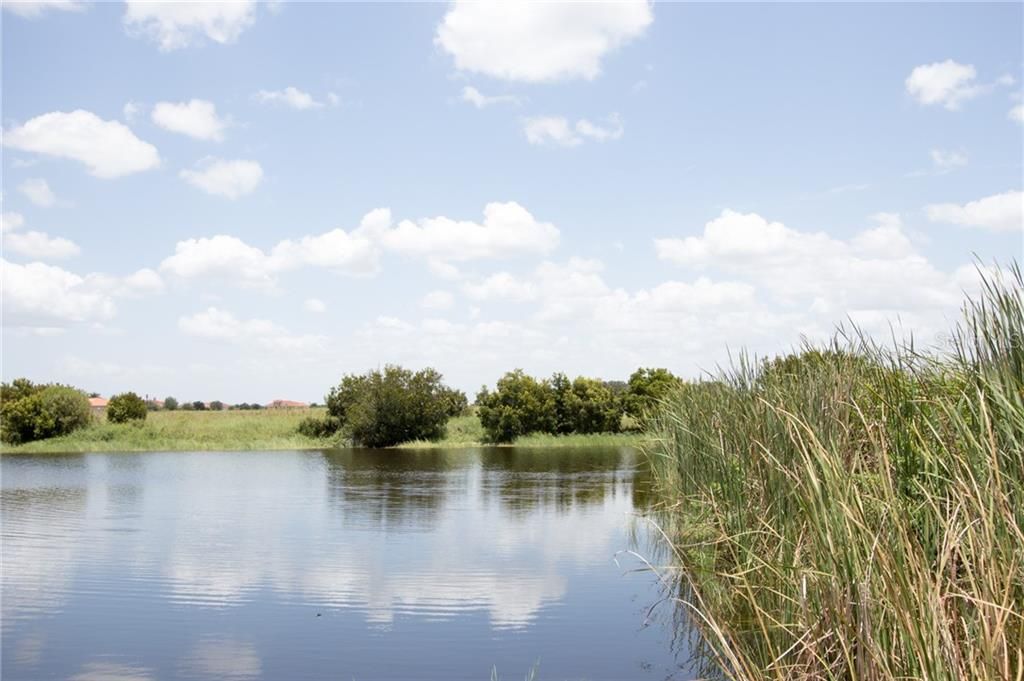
[1,448,690,680]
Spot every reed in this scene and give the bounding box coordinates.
[642,264,1024,680]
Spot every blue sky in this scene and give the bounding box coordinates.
[2,1,1022,403]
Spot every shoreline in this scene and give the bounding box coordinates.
[0,409,645,455]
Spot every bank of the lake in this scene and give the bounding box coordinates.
[0,409,644,454]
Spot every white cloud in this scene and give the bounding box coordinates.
[926,190,1023,232]
[930,148,967,171]
[152,99,227,141]
[421,290,455,310]
[123,101,140,122]
[656,209,959,313]
[2,211,79,260]
[460,86,521,109]
[179,307,326,352]
[1,212,25,233]
[436,0,653,82]
[905,60,1011,110]
[3,110,160,178]
[17,178,57,207]
[180,158,263,199]
[254,87,323,110]
[160,202,559,288]
[3,0,85,18]
[5,231,80,260]
[463,272,537,302]
[123,0,257,51]
[1010,104,1024,124]
[523,114,623,147]
[1,260,162,328]
[374,201,560,262]
[303,298,326,313]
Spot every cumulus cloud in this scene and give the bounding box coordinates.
[905,60,1012,110]
[5,231,79,260]
[254,87,323,110]
[930,148,967,171]
[179,158,263,199]
[3,0,86,18]
[160,202,558,288]
[926,190,1023,232]
[1010,104,1024,124]
[3,110,160,178]
[436,0,653,82]
[655,209,961,314]
[421,290,455,310]
[2,260,162,328]
[2,212,79,260]
[523,114,623,147]
[179,307,326,352]
[123,0,257,51]
[17,178,57,207]
[152,99,227,141]
[374,201,560,262]
[461,86,521,109]
[303,298,326,313]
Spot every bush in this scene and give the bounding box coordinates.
[107,392,147,423]
[322,365,456,447]
[621,367,682,418]
[477,370,556,443]
[1,379,92,445]
[297,415,341,439]
[164,396,178,411]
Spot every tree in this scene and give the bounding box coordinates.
[107,392,147,423]
[0,380,92,445]
[192,401,206,411]
[164,396,178,411]
[563,376,621,434]
[319,365,457,447]
[622,368,682,418]
[476,370,555,443]
[209,400,225,411]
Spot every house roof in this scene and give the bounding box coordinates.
[89,397,108,407]
[267,399,309,408]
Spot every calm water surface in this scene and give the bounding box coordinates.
[2,448,689,680]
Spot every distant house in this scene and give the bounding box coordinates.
[89,397,108,413]
[266,399,309,409]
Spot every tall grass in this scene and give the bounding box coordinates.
[643,265,1024,680]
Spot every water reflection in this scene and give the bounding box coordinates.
[2,448,688,680]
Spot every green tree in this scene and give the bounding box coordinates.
[164,396,178,411]
[564,376,621,434]
[191,401,206,411]
[1,380,92,445]
[622,367,682,418]
[320,365,456,447]
[476,370,555,443]
[209,400,225,411]
[107,392,147,423]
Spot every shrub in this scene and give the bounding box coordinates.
[621,367,682,418]
[477,370,555,443]
[164,396,178,411]
[107,392,147,423]
[1,380,92,445]
[322,365,456,447]
[297,415,341,439]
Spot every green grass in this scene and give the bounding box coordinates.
[1,408,643,454]
[398,411,644,448]
[0,408,334,453]
[642,265,1024,680]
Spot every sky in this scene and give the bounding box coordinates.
[2,1,1022,404]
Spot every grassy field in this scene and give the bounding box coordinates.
[642,267,1023,680]
[1,408,643,454]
